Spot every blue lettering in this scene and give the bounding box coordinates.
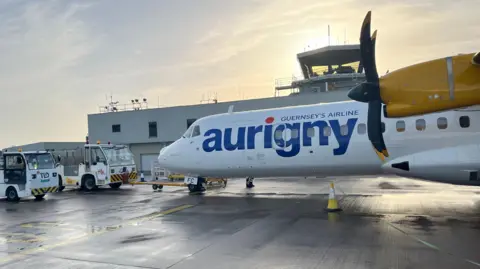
[202,129,222,152]
[329,118,357,155]
[275,123,301,158]
[224,127,246,151]
[201,118,359,157]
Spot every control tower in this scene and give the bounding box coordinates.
[275,44,366,96]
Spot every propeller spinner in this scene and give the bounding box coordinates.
[347,11,389,160]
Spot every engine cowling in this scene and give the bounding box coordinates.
[382,145,480,186]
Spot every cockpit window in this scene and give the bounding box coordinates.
[183,125,193,138]
[192,125,201,137]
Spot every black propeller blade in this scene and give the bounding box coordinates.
[347,11,389,158]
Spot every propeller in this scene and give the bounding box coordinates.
[347,11,389,159]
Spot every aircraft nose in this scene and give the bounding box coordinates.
[157,144,180,169]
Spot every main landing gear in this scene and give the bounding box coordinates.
[246,177,255,188]
[188,177,206,193]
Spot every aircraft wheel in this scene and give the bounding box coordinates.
[152,184,158,190]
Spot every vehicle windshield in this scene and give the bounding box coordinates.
[25,153,55,170]
[102,145,135,166]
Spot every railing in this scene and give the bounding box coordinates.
[274,76,301,89]
[99,102,149,113]
[275,73,365,90]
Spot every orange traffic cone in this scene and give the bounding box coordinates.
[325,182,342,212]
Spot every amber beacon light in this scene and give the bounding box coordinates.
[348,11,480,160]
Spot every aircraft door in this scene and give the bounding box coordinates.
[3,154,27,185]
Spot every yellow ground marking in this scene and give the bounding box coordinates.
[20,222,80,231]
[0,233,46,244]
[0,204,194,264]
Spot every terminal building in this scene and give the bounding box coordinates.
[5,45,366,175]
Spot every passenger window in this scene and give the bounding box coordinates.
[290,129,299,139]
[357,123,366,134]
[437,117,448,129]
[459,116,470,128]
[192,125,201,137]
[416,119,426,131]
[381,122,386,133]
[274,129,283,140]
[323,126,331,136]
[396,120,405,132]
[340,125,348,136]
[306,127,315,137]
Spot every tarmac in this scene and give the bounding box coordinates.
[0,176,480,268]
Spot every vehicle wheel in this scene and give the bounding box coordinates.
[6,187,19,202]
[58,176,65,192]
[34,194,45,200]
[152,185,158,190]
[83,176,96,191]
[158,185,163,190]
[109,183,122,189]
[188,184,196,192]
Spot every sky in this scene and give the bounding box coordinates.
[0,0,478,148]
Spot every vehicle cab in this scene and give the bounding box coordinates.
[0,150,59,201]
[101,143,137,185]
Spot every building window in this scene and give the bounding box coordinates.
[396,120,405,132]
[416,119,426,131]
[112,124,121,133]
[187,118,197,129]
[357,123,366,135]
[459,116,470,128]
[148,121,157,137]
[437,117,448,129]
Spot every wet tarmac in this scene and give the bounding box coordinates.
[0,176,480,268]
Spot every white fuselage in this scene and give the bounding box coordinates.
[158,101,480,185]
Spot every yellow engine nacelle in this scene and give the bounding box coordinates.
[380,53,480,118]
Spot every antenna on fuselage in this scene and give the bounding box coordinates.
[228,105,234,114]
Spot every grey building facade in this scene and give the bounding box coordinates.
[87,90,351,175]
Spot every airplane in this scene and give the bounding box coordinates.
[157,100,480,192]
[156,11,480,193]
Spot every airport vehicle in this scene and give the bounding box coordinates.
[348,11,480,159]
[55,141,138,191]
[0,150,59,201]
[157,100,480,191]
